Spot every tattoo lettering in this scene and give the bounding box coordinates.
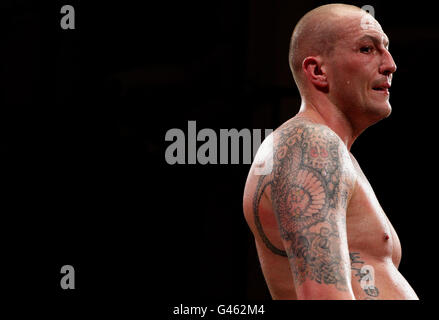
[350,252,380,299]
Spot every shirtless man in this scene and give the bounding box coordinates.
[243,4,419,300]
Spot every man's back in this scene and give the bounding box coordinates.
[243,117,418,299]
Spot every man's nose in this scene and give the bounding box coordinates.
[379,49,397,76]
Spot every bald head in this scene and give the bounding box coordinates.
[289,4,365,91]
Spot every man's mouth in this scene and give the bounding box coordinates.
[372,84,390,95]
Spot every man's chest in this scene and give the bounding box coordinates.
[346,168,402,266]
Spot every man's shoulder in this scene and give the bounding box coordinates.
[273,117,342,150]
[269,117,356,213]
[271,116,356,188]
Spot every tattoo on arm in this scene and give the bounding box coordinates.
[253,120,353,291]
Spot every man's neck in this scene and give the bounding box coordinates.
[296,100,363,151]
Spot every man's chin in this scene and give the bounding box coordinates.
[383,102,392,118]
[366,102,392,124]
[381,103,392,118]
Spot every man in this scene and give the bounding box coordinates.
[243,4,419,300]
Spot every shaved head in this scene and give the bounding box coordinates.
[289,4,365,92]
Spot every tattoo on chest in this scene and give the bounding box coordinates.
[252,120,353,291]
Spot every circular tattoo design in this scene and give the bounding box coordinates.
[278,168,328,235]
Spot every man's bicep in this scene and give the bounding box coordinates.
[271,122,355,299]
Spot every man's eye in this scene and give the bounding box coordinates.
[360,46,373,53]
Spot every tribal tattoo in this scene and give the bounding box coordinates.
[253,119,354,291]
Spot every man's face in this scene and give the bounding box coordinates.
[324,13,397,123]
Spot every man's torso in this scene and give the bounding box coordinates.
[243,117,418,300]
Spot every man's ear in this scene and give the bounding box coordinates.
[302,56,328,89]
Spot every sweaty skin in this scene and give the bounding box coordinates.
[243,4,418,300]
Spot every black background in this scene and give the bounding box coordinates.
[1,0,436,312]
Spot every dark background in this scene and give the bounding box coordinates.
[1,0,436,308]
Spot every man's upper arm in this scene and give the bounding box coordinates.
[271,121,356,299]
